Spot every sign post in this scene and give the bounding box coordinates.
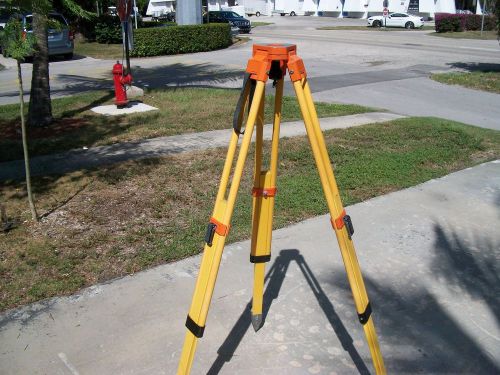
[382,0,389,27]
[117,0,133,74]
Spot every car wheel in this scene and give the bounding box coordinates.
[290,11,296,16]
[405,21,414,29]
[63,52,74,60]
[373,20,382,28]
[255,11,260,17]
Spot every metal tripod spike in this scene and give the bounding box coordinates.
[177,44,386,375]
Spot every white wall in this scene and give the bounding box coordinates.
[318,0,343,12]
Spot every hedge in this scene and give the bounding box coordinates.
[130,23,232,57]
[435,13,497,32]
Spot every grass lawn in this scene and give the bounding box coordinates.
[251,22,274,27]
[74,40,124,60]
[1,117,499,310]
[0,88,374,162]
[317,26,434,31]
[430,30,498,40]
[431,71,500,94]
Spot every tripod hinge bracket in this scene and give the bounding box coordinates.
[287,55,307,82]
[252,187,277,197]
[185,314,205,338]
[246,53,270,82]
[357,302,372,325]
[331,210,354,238]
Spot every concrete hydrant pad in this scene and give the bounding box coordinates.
[91,102,158,116]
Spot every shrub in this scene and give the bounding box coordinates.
[131,23,231,57]
[139,20,175,28]
[435,13,498,32]
[95,15,122,44]
[435,13,463,32]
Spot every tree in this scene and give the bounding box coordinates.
[28,0,53,127]
[13,0,94,127]
[3,18,39,221]
[496,0,500,38]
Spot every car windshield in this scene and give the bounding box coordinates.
[0,9,11,22]
[222,11,241,18]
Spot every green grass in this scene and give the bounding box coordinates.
[430,30,498,40]
[1,116,499,310]
[431,71,500,94]
[0,88,374,162]
[251,22,273,27]
[317,25,434,31]
[74,40,124,60]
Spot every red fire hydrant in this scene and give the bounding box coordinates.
[112,61,133,108]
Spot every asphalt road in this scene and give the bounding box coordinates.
[0,16,499,129]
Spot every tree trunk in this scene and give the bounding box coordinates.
[18,60,39,222]
[28,10,53,127]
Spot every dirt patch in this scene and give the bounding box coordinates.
[2,118,91,141]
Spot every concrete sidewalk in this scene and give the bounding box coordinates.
[1,160,499,374]
[0,112,402,181]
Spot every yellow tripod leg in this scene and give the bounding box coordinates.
[177,81,266,375]
[292,78,386,375]
[250,79,283,331]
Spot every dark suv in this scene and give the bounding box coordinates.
[207,11,251,34]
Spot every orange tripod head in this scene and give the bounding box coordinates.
[245,44,306,83]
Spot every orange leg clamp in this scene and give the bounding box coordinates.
[331,209,347,230]
[252,187,277,197]
[209,217,230,236]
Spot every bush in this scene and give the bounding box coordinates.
[139,20,175,28]
[435,13,498,32]
[95,15,122,44]
[435,13,463,32]
[463,14,497,30]
[131,23,231,57]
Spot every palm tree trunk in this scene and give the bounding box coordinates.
[28,10,53,127]
[18,60,38,222]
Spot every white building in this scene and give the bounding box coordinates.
[146,0,175,16]
[147,0,468,19]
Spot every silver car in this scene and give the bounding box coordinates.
[2,12,74,60]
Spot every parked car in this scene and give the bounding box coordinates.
[367,12,424,29]
[0,8,10,30]
[1,11,74,59]
[207,11,251,34]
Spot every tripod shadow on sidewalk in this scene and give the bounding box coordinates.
[207,248,370,375]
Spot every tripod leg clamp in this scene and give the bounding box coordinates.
[357,302,372,325]
[252,187,277,197]
[331,210,354,239]
[250,254,271,263]
[185,314,205,338]
[205,217,230,247]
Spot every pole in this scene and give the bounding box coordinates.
[480,0,486,36]
[133,0,138,29]
[124,20,131,74]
